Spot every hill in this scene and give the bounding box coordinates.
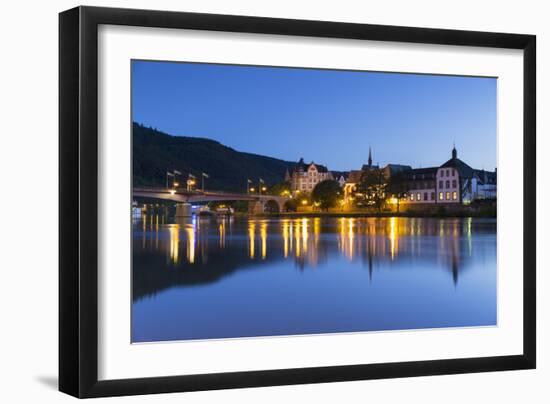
[132,123,296,192]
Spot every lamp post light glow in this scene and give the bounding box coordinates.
[201,172,209,192]
[173,169,182,189]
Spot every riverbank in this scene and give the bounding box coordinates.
[246,211,496,219]
[240,203,496,218]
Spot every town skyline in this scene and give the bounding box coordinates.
[132,60,497,171]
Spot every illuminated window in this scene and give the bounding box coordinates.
[416,193,421,201]
[410,194,414,201]
[439,192,444,200]
[452,191,457,200]
[446,192,450,200]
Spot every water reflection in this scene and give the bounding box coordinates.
[168,224,179,264]
[136,216,480,264]
[133,215,493,296]
[248,220,255,259]
[132,215,496,342]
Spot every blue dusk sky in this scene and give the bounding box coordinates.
[132,60,496,172]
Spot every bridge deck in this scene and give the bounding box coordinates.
[133,187,288,204]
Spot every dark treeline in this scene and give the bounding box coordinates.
[133,123,296,192]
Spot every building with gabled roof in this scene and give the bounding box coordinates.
[402,166,439,203]
[421,146,496,204]
[287,157,334,194]
[335,174,347,188]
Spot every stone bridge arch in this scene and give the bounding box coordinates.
[249,197,288,214]
[263,199,281,213]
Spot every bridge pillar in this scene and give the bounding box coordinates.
[248,201,264,215]
[175,202,192,217]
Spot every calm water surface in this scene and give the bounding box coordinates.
[132,216,496,342]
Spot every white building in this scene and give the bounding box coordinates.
[336,174,347,188]
[286,158,334,194]
[404,167,438,204]
[404,146,497,204]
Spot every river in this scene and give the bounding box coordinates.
[132,215,496,342]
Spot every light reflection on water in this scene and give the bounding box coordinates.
[136,216,478,270]
[132,215,496,342]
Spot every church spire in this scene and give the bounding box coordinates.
[368,146,372,167]
[452,143,457,159]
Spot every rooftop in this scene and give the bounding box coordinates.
[440,157,475,178]
[292,157,330,173]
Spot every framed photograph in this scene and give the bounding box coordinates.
[59,6,536,398]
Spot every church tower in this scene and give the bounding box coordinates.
[368,146,373,168]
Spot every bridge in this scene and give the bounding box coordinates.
[133,187,290,214]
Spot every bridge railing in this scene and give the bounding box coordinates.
[133,187,197,195]
[133,187,290,201]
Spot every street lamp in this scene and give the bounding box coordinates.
[187,174,197,191]
[201,172,209,192]
[166,171,175,189]
[173,169,182,188]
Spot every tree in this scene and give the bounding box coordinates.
[283,199,298,212]
[268,180,291,196]
[385,173,407,213]
[295,191,311,208]
[312,180,342,211]
[357,169,386,212]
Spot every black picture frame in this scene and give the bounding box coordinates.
[59,6,536,398]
